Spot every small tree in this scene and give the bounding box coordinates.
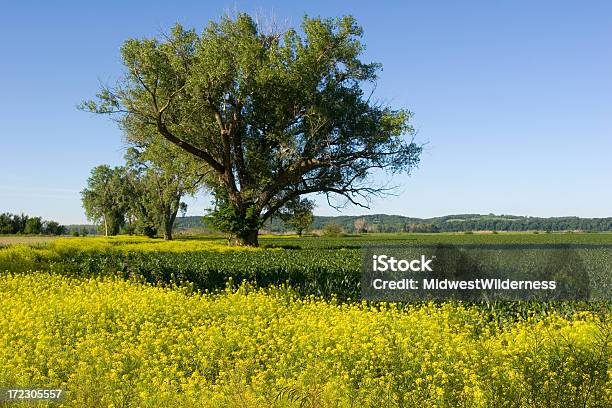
[81,165,131,236]
[323,222,344,237]
[43,221,65,235]
[23,217,42,234]
[279,198,314,236]
[354,218,368,233]
[0,213,12,234]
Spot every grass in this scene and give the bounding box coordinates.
[0,235,60,247]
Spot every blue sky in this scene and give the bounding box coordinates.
[1,1,611,224]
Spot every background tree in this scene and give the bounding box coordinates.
[42,221,66,235]
[124,140,206,240]
[322,222,344,237]
[83,13,422,246]
[0,213,23,234]
[23,217,42,234]
[81,165,130,236]
[354,218,368,233]
[278,198,314,237]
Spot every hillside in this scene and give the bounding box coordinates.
[174,213,612,234]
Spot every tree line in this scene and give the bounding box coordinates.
[0,213,65,235]
[259,214,612,233]
[432,217,612,233]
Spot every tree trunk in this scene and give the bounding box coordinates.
[162,199,180,240]
[235,229,259,246]
[163,224,173,240]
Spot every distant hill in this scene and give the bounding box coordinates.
[174,213,612,234]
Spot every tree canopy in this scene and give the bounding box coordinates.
[83,13,422,245]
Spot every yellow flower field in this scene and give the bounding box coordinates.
[49,236,261,254]
[0,272,609,407]
[0,236,259,273]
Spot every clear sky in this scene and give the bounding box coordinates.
[1,1,611,224]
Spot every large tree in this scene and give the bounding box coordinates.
[82,14,422,246]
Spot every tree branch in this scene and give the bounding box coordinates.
[155,118,225,173]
